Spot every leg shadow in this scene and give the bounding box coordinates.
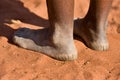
[0,0,49,43]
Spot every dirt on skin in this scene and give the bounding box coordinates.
[0,0,120,80]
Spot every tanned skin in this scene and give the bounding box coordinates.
[74,0,113,50]
[13,0,113,61]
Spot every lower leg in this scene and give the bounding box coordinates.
[46,0,75,46]
[13,0,77,61]
[74,0,113,50]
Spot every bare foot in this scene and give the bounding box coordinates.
[13,28,77,61]
[74,18,109,51]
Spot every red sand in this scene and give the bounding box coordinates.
[0,0,120,80]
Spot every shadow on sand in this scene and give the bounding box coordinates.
[0,0,49,43]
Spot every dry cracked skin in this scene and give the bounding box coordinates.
[0,0,120,80]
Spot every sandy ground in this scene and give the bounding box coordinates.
[0,0,120,80]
